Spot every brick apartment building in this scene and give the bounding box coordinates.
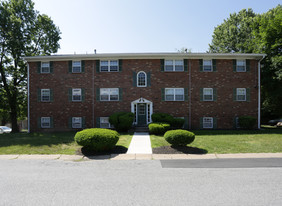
[25,53,265,132]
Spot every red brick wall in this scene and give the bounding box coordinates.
[94,59,189,119]
[190,59,258,129]
[29,58,258,132]
[29,61,94,132]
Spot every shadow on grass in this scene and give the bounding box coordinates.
[153,146,208,155]
[78,146,128,157]
[0,132,76,147]
[192,128,282,136]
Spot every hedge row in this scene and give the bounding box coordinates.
[151,113,185,129]
[148,123,170,135]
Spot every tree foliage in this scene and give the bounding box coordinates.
[209,8,257,53]
[254,5,282,119]
[209,5,282,120]
[0,0,61,132]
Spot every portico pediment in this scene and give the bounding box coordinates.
[131,97,152,104]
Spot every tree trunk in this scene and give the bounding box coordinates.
[10,93,19,133]
[10,106,19,132]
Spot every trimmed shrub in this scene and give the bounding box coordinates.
[109,112,134,132]
[151,113,185,129]
[170,118,185,129]
[151,113,174,124]
[74,128,120,152]
[149,122,170,135]
[238,116,256,129]
[164,129,195,146]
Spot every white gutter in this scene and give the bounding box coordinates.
[258,55,266,129]
[27,63,30,133]
[24,53,266,62]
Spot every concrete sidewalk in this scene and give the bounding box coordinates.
[0,153,282,161]
[126,132,152,154]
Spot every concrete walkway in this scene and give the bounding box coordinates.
[126,132,152,154]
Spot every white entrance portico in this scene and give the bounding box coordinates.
[131,98,153,126]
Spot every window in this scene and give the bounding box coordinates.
[72,89,82,101]
[236,88,246,101]
[236,60,246,72]
[139,104,146,115]
[100,117,111,128]
[137,71,147,87]
[203,117,213,129]
[203,60,212,72]
[41,89,50,102]
[41,117,50,128]
[147,104,151,123]
[165,60,184,71]
[203,88,213,101]
[72,61,81,73]
[165,88,184,101]
[41,62,50,73]
[100,88,119,101]
[100,60,118,72]
[72,117,82,128]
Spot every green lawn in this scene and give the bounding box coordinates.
[0,132,133,155]
[151,128,282,154]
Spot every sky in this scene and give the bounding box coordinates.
[33,0,280,54]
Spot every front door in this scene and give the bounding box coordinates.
[137,103,147,126]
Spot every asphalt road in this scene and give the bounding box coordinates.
[0,159,281,206]
[161,158,282,168]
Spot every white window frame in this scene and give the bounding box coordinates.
[72,88,82,102]
[72,117,82,128]
[165,88,184,101]
[203,60,213,72]
[203,117,213,129]
[100,117,112,128]
[164,60,184,72]
[203,88,213,101]
[41,117,50,128]
[72,61,81,73]
[236,88,246,101]
[236,60,246,72]
[41,89,50,102]
[137,71,147,87]
[100,60,119,72]
[100,88,119,101]
[41,62,50,73]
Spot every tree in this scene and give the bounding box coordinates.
[208,5,282,120]
[209,9,256,53]
[0,87,10,125]
[175,47,192,53]
[0,0,61,132]
[253,5,282,119]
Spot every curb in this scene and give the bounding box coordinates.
[0,153,282,161]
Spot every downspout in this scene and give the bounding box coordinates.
[258,55,266,129]
[92,63,95,128]
[188,59,192,130]
[27,63,30,133]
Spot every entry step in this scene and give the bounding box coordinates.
[134,126,149,132]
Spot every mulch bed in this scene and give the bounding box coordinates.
[76,146,128,156]
[152,146,207,154]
